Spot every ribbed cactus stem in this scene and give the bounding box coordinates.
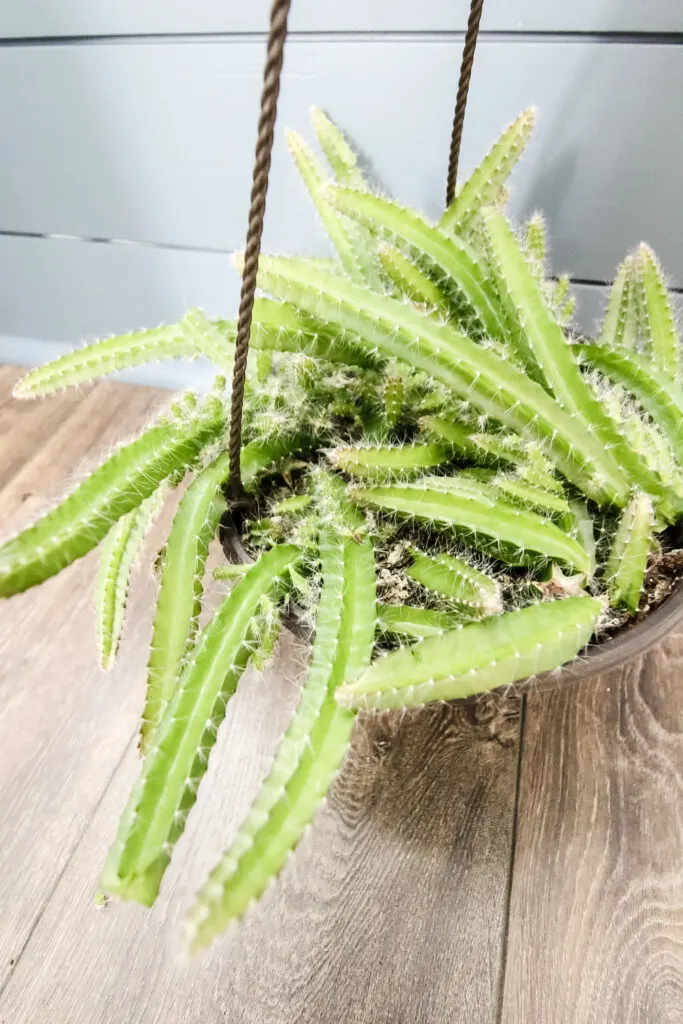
[488,473,571,518]
[406,546,502,615]
[384,370,406,430]
[101,543,301,907]
[286,128,362,281]
[186,519,376,951]
[287,129,382,290]
[327,441,450,480]
[309,106,367,190]
[440,109,536,234]
[0,403,225,598]
[251,595,282,671]
[606,492,654,613]
[325,187,507,341]
[524,213,546,278]
[337,595,601,711]
[580,344,683,467]
[254,255,629,505]
[376,603,464,640]
[351,477,592,573]
[233,294,379,368]
[636,243,680,379]
[600,254,639,349]
[378,244,452,315]
[484,209,676,507]
[13,322,202,398]
[141,452,231,754]
[96,487,167,672]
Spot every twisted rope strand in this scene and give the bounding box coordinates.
[228,0,292,499]
[445,0,484,207]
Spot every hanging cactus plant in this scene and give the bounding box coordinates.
[2,106,682,950]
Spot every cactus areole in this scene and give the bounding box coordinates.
[4,108,683,950]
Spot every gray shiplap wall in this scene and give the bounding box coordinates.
[1,2,681,388]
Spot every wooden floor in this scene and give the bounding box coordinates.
[1,365,682,1024]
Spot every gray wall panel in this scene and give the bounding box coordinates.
[1,39,681,285]
[0,1,681,38]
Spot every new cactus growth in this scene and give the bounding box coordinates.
[606,493,655,613]
[406,547,502,615]
[3,105,682,951]
[439,109,536,234]
[376,603,465,640]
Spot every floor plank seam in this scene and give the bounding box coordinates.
[495,693,527,1024]
[0,727,138,1001]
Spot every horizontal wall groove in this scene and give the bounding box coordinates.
[0,229,235,257]
[1,30,682,48]
[3,229,681,295]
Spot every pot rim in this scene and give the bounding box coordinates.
[220,511,683,692]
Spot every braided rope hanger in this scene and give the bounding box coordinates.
[227,0,485,501]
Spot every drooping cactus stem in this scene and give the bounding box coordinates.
[337,596,601,711]
[101,543,301,907]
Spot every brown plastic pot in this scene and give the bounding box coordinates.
[220,511,683,692]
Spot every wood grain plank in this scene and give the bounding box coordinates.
[0,368,86,489]
[0,634,521,1022]
[1,41,681,285]
[0,375,167,987]
[0,0,679,37]
[501,636,683,1023]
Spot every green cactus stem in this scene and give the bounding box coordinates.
[487,474,571,518]
[384,369,406,430]
[101,543,301,907]
[271,493,313,516]
[567,500,597,575]
[325,186,506,341]
[310,106,367,190]
[287,129,381,289]
[96,487,168,671]
[327,441,450,480]
[251,595,282,672]
[287,129,361,279]
[440,109,536,234]
[12,323,203,398]
[580,344,683,465]
[336,595,601,711]
[605,492,654,613]
[635,243,680,379]
[140,452,230,754]
[254,255,629,505]
[376,602,464,640]
[351,477,592,573]
[378,244,452,315]
[0,403,224,598]
[484,209,676,507]
[524,213,546,278]
[140,432,312,750]
[600,254,639,349]
[185,521,375,951]
[213,563,250,581]
[222,295,379,369]
[406,546,502,615]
